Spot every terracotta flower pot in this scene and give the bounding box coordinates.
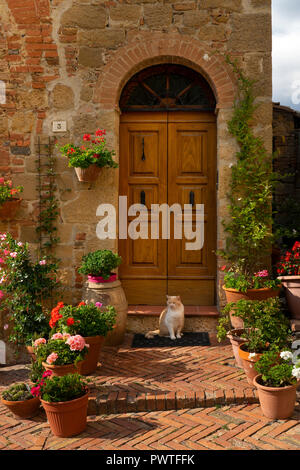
[26,346,36,362]
[0,198,22,220]
[254,375,298,420]
[74,165,101,182]
[223,286,281,329]
[1,396,40,419]
[41,392,89,437]
[238,343,262,385]
[78,335,105,375]
[278,276,300,319]
[42,361,83,377]
[226,329,247,368]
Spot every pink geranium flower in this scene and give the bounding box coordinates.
[10,252,17,258]
[39,260,46,265]
[254,270,269,278]
[51,332,64,340]
[66,335,87,351]
[46,352,58,364]
[34,337,47,347]
[95,302,103,308]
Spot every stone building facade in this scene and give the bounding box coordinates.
[0,0,272,309]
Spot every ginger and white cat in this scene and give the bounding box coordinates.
[145,295,184,340]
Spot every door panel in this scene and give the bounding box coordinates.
[119,112,216,305]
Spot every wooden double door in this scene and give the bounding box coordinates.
[119,112,217,305]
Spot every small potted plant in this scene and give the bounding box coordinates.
[231,298,291,384]
[50,301,116,375]
[222,268,281,313]
[0,178,23,220]
[78,249,122,284]
[59,129,118,182]
[277,241,300,319]
[32,372,89,437]
[1,383,40,419]
[34,334,89,377]
[253,349,300,419]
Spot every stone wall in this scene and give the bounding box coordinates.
[0,0,272,310]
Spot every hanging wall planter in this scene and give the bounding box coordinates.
[0,198,22,220]
[74,165,101,183]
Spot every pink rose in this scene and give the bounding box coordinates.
[46,352,58,365]
[34,337,47,348]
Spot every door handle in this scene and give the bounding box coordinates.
[189,191,195,207]
[140,190,146,205]
[141,137,146,161]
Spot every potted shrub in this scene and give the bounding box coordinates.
[34,334,89,377]
[253,349,300,419]
[32,372,89,437]
[50,301,116,375]
[0,178,23,220]
[0,233,58,353]
[58,129,118,182]
[218,58,281,304]
[277,241,300,319]
[78,249,122,283]
[1,383,40,419]
[231,298,291,384]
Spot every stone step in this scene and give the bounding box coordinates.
[126,305,219,335]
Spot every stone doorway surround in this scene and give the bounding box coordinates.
[94,32,237,308]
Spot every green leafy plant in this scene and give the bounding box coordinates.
[35,335,89,367]
[32,373,88,403]
[217,297,290,351]
[218,56,280,286]
[59,129,118,169]
[2,383,33,401]
[78,249,122,279]
[0,233,59,347]
[53,302,116,338]
[254,349,300,388]
[223,269,281,292]
[0,178,23,207]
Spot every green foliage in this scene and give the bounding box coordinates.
[29,358,44,385]
[36,338,88,366]
[39,373,87,403]
[55,303,116,338]
[223,271,281,292]
[2,383,33,401]
[0,233,59,347]
[219,56,280,280]
[0,179,23,207]
[78,249,122,279]
[254,350,297,388]
[59,130,118,169]
[217,297,290,352]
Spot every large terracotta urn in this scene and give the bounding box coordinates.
[84,278,128,346]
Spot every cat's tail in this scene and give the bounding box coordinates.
[145,329,160,339]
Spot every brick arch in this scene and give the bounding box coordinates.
[94,33,236,110]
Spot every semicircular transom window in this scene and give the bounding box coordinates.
[119,64,216,112]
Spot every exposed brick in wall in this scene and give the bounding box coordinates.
[0,0,273,307]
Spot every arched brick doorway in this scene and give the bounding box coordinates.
[94,33,236,308]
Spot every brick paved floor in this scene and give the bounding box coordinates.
[0,334,299,450]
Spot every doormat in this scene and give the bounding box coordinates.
[131,332,210,348]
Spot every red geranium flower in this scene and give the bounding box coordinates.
[83,134,91,141]
[67,317,75,326]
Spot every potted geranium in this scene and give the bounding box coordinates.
[50,301,116,375]
[0,178,23,220]
[230,298,290,384]
[217,305,246,368]
[32,372,89,437]
[59,129,118,182]
[277,241,300,319]
[78,249,122,283]
[1,383,40,419]
[0,233,58,355]
[253,349,300,419]
[34,334,89,377]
